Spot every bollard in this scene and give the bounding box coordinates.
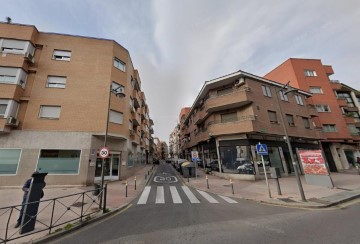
[206,175,209,189]
[125,181,128,197]
[148,170,149,175]
[134,176,137,190]
[230,179,234,195]
[275,178,282,195]
[145,174,147,180]
[188,175,189,183]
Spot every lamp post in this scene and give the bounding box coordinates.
[100,84,125,208]
[275,82,306,201]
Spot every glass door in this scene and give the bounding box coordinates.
[95,153,120,181]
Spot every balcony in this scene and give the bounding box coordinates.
[132,112,141,126]
[336,98,348,107]
[193,109,206,125]
[307,104,318,117]
[345,106,359,112]
[130,131,140,145]
[0,83,24,101]
[330,80,341,90]
[0,52,29,70]
[132,90,141,108]
[344,116,356,124]
[206,115,256,136]
[205,87,252,113]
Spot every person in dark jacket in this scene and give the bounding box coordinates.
[14,178,32,228]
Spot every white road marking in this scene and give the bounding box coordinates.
[156,186,165,204]
[218,195,238,203]
[170,186,182,204]
[181,186,200,203]
[137,186,151,205]
[197,190,219,203]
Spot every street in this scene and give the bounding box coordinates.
[53,162,360,244]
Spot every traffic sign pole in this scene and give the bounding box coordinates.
[261,155,271,198]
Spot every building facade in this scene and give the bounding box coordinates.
[265,58,360,171]
[177,70,323,180]
[0,22,154,186]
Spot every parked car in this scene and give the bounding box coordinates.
[209,160,223,172]
[153,159,160,165]
[175,159,187,172]
[236,159,255,174]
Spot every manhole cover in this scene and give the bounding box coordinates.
[71,202,87,207]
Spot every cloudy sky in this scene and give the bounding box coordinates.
[2,0,359,142]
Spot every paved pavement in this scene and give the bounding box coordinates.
[1,163,360,243]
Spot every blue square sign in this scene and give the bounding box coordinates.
[256,143,268,155]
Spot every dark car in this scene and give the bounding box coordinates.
[175,159,187,172]
[153,159,160,165]
[209,160,223,172]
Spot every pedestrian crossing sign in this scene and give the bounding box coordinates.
[256,143,268,155]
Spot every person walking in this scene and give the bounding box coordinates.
[14,177,32,228]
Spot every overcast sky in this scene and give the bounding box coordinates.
[2,0,359,142]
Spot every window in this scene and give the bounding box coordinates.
[1,39,26,54]
[0,149,21,174]
[262,85,272,97]
[337,92,355,107]
[39,106,61,119]
[0,67,28,87]
[217,87,233,96]
[0,101,7,117]
[304,69,317,77]
[109,110,123,124]
[302,117,310,129]
[52,50,71,61]
[309,87,323,94]
[268,110,278,123]
[315,105,331,112]
[46,76,67,89]
[323,124,337,132]
[37,150,81,174]
[114,58,126,72]
[286,114,295,126]
[295,95,304,105]
[279,90,288,101]
[0,75,16,83]
[348,125,360,135]
[221,112,237,123]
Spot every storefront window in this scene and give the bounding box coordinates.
[219,146,254,174]
[0,149,21,174]
[37,149,81,174]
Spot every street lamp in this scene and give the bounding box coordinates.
[274,81,306,201]
[100,84,125,208]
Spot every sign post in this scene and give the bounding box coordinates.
[99,146,110,208]
[191,150,199,178]
[256,143,271,198]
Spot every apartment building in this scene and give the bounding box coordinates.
[265,58,360,171]
[177,70,323,179]
[0,22,154,186]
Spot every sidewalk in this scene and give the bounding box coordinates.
[184,168,360,208]
[0,164,155,243]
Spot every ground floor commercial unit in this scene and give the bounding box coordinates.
[0,131,149,187]
[322,141,360,172]
[182,133,323,180]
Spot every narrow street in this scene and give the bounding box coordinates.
[53,162,360,244]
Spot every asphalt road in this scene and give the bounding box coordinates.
[53,162,360,244]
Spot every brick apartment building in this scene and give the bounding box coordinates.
[176,70,323,180]
[265,58,360,172]
[0,22,155,186]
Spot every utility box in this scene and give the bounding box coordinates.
[270,167,281,179]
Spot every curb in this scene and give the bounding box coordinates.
[34,166,157,243]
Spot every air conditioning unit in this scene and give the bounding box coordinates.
[6,117,19,127]
[234,77,245,87]
[24,52,35,64]
[129,129,135,136]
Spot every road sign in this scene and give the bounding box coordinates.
[256,143,268,155]
[191,151,199,161]
[99,147,110,159]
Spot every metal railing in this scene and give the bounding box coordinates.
[0,185,107,244]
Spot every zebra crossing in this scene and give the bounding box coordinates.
[137,186,238,205]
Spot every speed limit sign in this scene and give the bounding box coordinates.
[99,147,110,159]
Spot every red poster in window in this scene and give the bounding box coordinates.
[298,149,329,175]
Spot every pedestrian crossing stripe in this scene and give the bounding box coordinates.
[136,186,238,205]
